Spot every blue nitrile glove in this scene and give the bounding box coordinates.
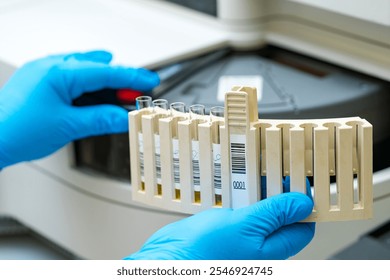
[0,51,159,169]
[124,192,315,260]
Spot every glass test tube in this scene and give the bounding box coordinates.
[136,96,152,110]
[152,99,169,196]
[135,96,152,191]
[170,102,186,115]
[189,104,206,118]
[153,99,169,110]
[210,106,224,206]
[189,104,205,203]
[170,102,186,200]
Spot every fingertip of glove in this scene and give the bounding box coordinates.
[133,68,160,89]
[84,50,113,63]
[64,50,113,63]
[101,106,129,134]
[74,105,129,137]
[122,256,135,260]
[284,192,314,212]
[255,193,314,224]
[106,67,160,92]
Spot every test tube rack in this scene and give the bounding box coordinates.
[129,86,373,222]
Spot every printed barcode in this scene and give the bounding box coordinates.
[192,159,200,187]
[213,143,222,195]
[138,133,145,178]
[155,152,161,180]
[155,135,161,183]
[230,135,249,208]
[192,141,200,190]
[231,142,246,174]
[213,162,221,189]
[140,150,144,177]
[173,157,180,184]
[172,139,180,187]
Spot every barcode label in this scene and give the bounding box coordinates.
[231,142,246,174]
[172,138,180,189]
[138,132,145,181]
[230,134,249,208]
[213,143,222,195]
[155,134,161,184]
[192,140,200,191]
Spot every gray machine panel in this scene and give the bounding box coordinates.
[331,220,390,260]
[157,48,389,142]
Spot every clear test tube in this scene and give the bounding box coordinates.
[210,106,224,120]
[152,99,169,196]
[169,102,186,200]
[189,104,205,203]
[189,104,206,118]
[210,106,224,206]
[153,99,169,110]
[135,96,152,191]
[136,96,152,110]
[170,102,186,115]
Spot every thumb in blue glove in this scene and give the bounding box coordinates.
[0,50,160,168]
[124,192,315,260]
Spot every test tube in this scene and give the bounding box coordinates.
[135,96,152,191]
[170,102,186,115]
[136,96,152,110]
[189,104,206,119]
[169,102,186,199]
[189,104,205,203]
[153,99,169,110]
[152,99,169,195]
[210,106,224,206]
[210,106,224,119]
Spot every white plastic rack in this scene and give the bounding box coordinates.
[129,86,373,222]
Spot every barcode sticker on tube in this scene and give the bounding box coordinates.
[192,140,201,191]
[154,134,161,184]
[138,132,145,181]
[172,138,180,189]
[213,143,222,195]
[230,134,249,208]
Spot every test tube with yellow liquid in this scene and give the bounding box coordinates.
[170,102,186,200]
[152,99,169,196]
[189,104,206,204]
[210,106,224,206]
[135,96,152,191]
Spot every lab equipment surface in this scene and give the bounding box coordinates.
[330,220,390,260]
[1,0,390,260]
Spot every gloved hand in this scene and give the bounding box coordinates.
[0,51,159,169]
[124,192,315,260]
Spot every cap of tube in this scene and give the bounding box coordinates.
[117,89,142,103]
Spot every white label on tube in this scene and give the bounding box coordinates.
[230,134,249,208]
[172,138,180,189]
[138,132,145,181]
[154,134,161,184]
[213,143,222,195]
[192,140,200,192]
